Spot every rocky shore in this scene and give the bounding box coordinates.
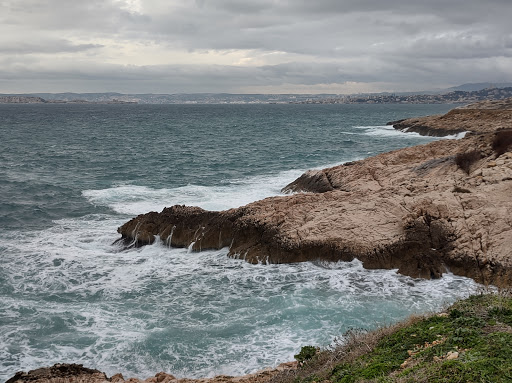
[9,99,512,383]
[117,99,512,288]
[6,362,297,383]
[9,295,512,383]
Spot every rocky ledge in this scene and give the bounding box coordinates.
[390,106,512,137]
[117,100,512,287]
[7,363,296,383]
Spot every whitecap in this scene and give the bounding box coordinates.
[354,125,436,138]
[82,169,308,215]
[353,125,468,140]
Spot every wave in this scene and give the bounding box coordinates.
[81,124,465,216]
[351,125,467,140]
[0,231,480,380]
[0,123,477,381]
[352,125,431,138]
[82,168,312,215]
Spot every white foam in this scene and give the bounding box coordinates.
[0,218,481,381]
[353,125,468,140]
[82,169,305,215]
[442,131,468,140]
[0,158,480,381]
[354,125,435,138]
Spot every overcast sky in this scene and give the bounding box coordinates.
[1,0,512,94]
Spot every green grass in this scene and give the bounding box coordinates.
[274,293,512,383]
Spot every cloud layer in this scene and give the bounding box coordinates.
[1,0,511,93]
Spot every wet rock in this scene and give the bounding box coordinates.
[6,364,109,383]
[281,169,333,193]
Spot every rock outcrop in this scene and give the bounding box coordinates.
[7,363,297,383]
[6,364,109,383]
[118,99,512,287]
[391,108,512,136]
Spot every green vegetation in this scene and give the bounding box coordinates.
[277,293,512,383]
[295,346,319,364]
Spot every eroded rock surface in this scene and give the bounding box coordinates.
[118,99,512,287]
[391,108,512,136]
[6,364,109,383]
[7,363,297,383]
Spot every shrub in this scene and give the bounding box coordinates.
[492,130,512,156]
[294,346,318,364]
[455,150,481,174]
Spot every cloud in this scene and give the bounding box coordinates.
[1,0,511,93]
[0,40,103,54]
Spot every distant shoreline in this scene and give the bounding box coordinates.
[2,86,512,105]
[0,96,137,104]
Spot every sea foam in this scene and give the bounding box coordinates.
[82,168,305,215]
[0,199,480,380]
[0,115,476,381]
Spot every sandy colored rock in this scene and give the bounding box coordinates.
[281,169,334,193]
[118,127,512,287]
[459,98,512,110]
[111,374,126,383]
[6,363,295,383]
[155,372,177,383]
[391,108,512,136]
[446,351,459,360]
[118,97,512,287]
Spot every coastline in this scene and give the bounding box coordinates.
[9,294,512,382]
[117,99,512,287]
[7,99,512,382]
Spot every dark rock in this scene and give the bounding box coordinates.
[6,364,108,383]
[281,170,334,193]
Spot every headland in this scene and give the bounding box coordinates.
[117,98,512,288]
[8,98,512,383]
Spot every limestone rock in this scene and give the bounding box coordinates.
[392,108,512,137]
[281,169,333,193]
[155,372,177,383]
[446,351,459,360]
[117,105,512,287]
[6,364,292,383]
[111,374,126,382]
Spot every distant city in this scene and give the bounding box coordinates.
[1,84,512,105]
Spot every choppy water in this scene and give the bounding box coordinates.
[0,103,479,380]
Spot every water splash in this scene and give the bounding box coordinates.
[0,219,480,380]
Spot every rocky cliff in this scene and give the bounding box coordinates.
[117,100,512,287]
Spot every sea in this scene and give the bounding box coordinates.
[0,103,480,381]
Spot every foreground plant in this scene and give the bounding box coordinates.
[274,293,512,383]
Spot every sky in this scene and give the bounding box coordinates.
[1,0,512,94]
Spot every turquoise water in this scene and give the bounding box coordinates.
[0,103,478,380]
